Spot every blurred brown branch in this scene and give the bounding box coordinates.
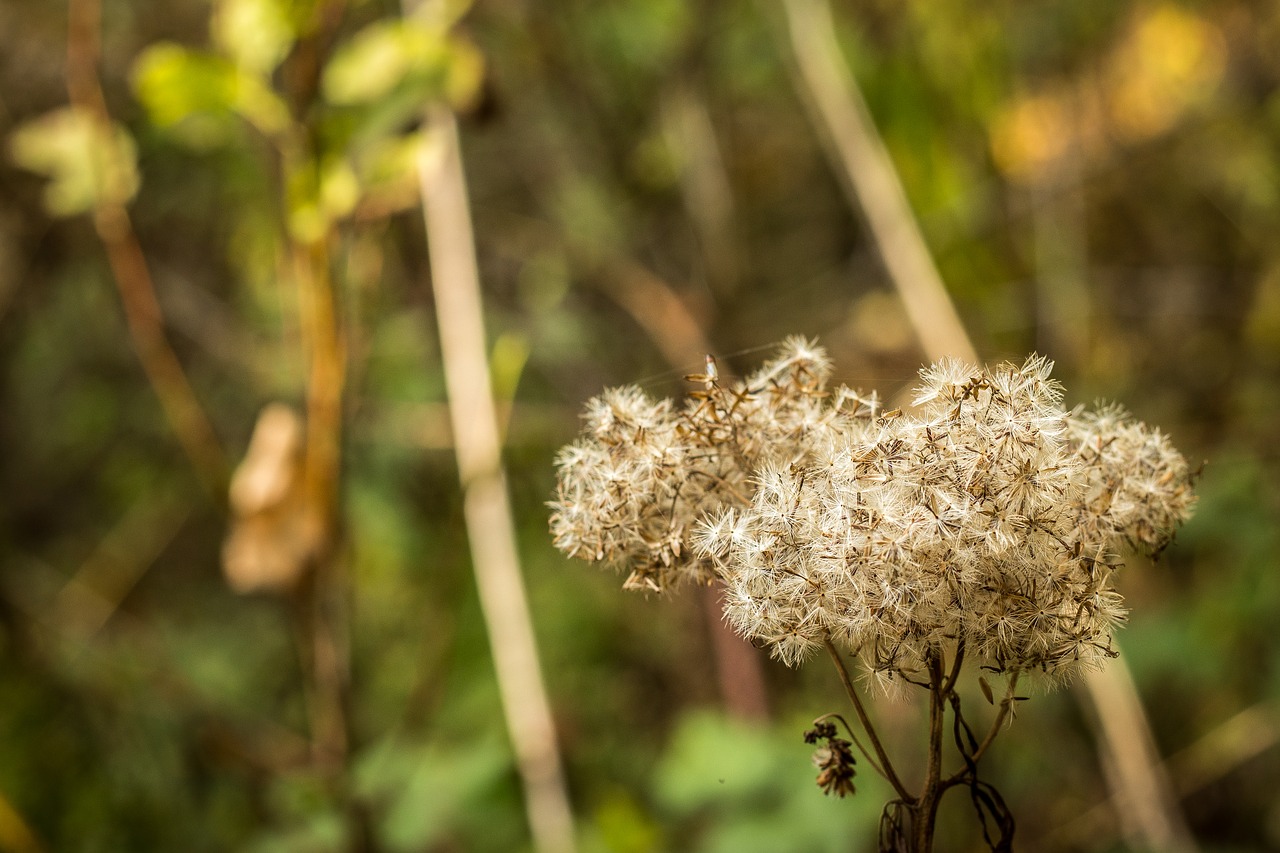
[595,258,770,722]
[64,0,228,498]
[55,490,190,641]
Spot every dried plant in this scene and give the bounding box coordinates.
[550,338,1197,851]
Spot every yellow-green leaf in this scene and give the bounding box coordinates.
[444,36,485,110]
[213,0,294,75]
[132,42,290,145]
[133,44,237,130]
[8,107,139,216]
[322,19,448,106]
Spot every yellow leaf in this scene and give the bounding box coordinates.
[213,0,294,75]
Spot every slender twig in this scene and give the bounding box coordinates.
[1048,701,1280,848]
[290,234,349,752]
[942,641,966,695]
[254,0,354,779]
[595,259,714,371]
[0,786,45,853]
[54,490,190,641]
[582,252,770,722]
[65,0,228,498]
[660,82,741,295]
[293,212,347,552]
[943,671,1021,786]
[416,106,576,853]
[290,233,352,772]
[824,638,912,801]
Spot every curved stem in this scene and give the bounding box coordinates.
[824,639,913,802]
[943,671,1021,787]
[942,641,966,696]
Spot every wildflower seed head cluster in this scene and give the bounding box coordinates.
[550,339,1196,683]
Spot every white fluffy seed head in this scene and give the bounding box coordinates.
[550,341,1197,683]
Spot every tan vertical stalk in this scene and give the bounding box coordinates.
[773,2,1197,849]
[776,0,977,364]
[1083,651,1198,852]
[416,108,576,853]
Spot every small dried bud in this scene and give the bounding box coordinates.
[804,721,857,798]
[803,720,838,744]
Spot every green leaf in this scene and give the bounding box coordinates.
[654,712,784,811]
[590,789,663,853]
[444,36,485,109]
[131,43,290,146]
[286,156,360,241]
[652,713,879,853]
[322,19,450,107]
[8,107,139,216]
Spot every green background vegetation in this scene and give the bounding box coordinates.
[1,0,1278,850]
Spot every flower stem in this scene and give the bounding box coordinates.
[824,639,912,802]
[944,671,1020,786]
[914,652,948,851]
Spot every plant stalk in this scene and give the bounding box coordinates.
[416,106,577,853]
[824,639,912,801]
[913,653,948,852]
[65,0,228,498]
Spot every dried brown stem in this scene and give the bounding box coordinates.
[293,238,347,534]
[290,234,351,773]
[942,641,966,695]
[943,671,1020,786]
[824,638,912,802]
[914,653,948,852]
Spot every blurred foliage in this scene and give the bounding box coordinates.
[2,0,1280,851]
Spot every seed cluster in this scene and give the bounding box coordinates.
[550,339,1196,683]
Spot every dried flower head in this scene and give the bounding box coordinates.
[550,339,1197,684]
[804,719,857,798]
